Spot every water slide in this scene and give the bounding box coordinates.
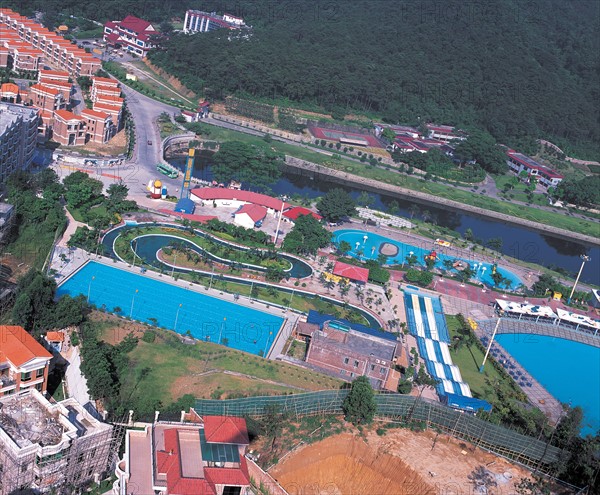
[459,382,472,397]
[438,342,452,364]
[425,338,438,362]
[411,294,426,337]
[423,297,439,340]
[441,379,455,394]
[448,364,463,383]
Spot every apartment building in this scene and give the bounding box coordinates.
[0,8,101,77]
[183,10,245,34]
[29,82,65,111]
[104,15,160,57]
[52,109,86,146]
[0,83,19,103]
[91,77,123,130]
[38,79,73,104]
[425,123,466,143]
[81,108,113,144]
[0,102,38,184]
[0,325,52,397]
[115,413,251,495]
[0,389,114,494]
[38,68,70,82]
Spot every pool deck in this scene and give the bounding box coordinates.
[50,247,299,360]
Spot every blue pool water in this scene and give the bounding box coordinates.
[57,262,284,356]
[333,229,523,289]
[496,334,600,435]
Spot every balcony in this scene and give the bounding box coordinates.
[0,375,16,389]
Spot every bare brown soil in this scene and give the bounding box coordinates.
[270,429,532,495]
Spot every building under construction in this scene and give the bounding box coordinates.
[0,389,115,494]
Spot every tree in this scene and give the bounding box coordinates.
[342,376,377,425]
[408,204,419,219]
[381,128,396,142]
[212,141,282,191]
[357,191,375,208]
[556,175,600,207]
[453,130,508,174]
[388,200,400,215]
[64,173,103,209]
[337,240,352,256]
[282,214,332,255]
[317,188,356,223]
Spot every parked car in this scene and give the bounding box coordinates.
[147,140,152,145]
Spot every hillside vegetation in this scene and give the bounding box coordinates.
[148,0,599,160]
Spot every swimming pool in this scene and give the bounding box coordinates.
[333,229,523,289]
[57,262,284,357]
[496,334,600,435]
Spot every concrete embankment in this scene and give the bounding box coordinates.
[283,157,600,246]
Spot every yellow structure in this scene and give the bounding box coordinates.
[322,272,346,284]
[553,291,562,301]
[467,317,478,331]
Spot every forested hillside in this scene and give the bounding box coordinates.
[149,0,599,159]
[10,0,598,159]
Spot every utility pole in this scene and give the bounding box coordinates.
[568,255,590,304]
[273,200,285,246]
[480,318,501,373]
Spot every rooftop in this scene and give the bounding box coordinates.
[191,187,290,211]
[0,325,52,367]
[203,415,249,445]
[312,325,397,363]
[235,203,267,223]
[283,206,322,221]
[332,261,369,283]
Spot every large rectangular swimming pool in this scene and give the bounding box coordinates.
[57,262,284,356]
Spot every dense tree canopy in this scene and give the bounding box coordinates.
[317,188,356,223]
[282,214,331,255]
[342,375,377,425]
[146,0,599,159]
[453,130,508,174]
[556,175,600,207]
[212,141,283,191]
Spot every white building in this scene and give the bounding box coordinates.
[0,102,38,184]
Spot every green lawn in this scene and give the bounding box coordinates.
[445,315,520,403]
[104,325,342,405]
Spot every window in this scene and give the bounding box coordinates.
[350,372,354,377]
[36,368,44,378]
[380,367,386,375]
[370,364,375,371]
[340,370,346,375]
[343,357,349,365]
[354,360,359,368]
[21,372,31,382]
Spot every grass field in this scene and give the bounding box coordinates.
[445,315,520,403]
[100,320,342,406]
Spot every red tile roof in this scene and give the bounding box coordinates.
[158,210,217,224]
[204,456,250,487]
[81,108,110,120]
[235,204,267,223]
[0,82,19,95]
[0,326,52,367]
[283,206,322,221]
[332,261,369,283]
[45,331,64,342]
[191,188,289,211]
[118,15,153,34]
[156,429,217,495]
[30,83,60,96]
[54,109,82,121]
[203,416,250,445]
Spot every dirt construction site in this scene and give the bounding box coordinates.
[269,429,534,495]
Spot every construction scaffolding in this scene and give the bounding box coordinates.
[194,390,564,471]
[0,390,123,495]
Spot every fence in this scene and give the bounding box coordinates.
[195,390,564,470]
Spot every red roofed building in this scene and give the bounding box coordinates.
[0,325,52,397]
[29,82,65,111]
[115,415,251,495]
[0,82,19,103]
[282,206,322,223]
[103,15,160,57]
[52,109,85,146]
[81,108,113,144]
[506,151,564,188]
[191,187,290,214]
[332,261,369,284]
[233,204,267,229]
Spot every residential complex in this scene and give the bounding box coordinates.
[0,102,38,184]
[104,15,160,57]
[0,8,101,77]
[115,412,251,495]
[0,389,114,494]
[183,10,245,34]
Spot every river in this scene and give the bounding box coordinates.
[167,153,600,285]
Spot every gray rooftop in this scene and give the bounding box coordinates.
[0,102,38,134]
[313,327,397,362]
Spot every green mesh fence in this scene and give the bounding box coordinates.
[195,390,563,468]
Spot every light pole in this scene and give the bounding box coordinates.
[174,303,182,331]
[218,317,226,344]
[87,276,95,303]
[287,289,295,311]
[132,239,138,268]
[249,280,254,301]
[209,266,215,290]
[568,255,590,304]
[130,289,138,318]
[480,318,502,373]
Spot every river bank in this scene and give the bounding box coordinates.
[283,157,600,246]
